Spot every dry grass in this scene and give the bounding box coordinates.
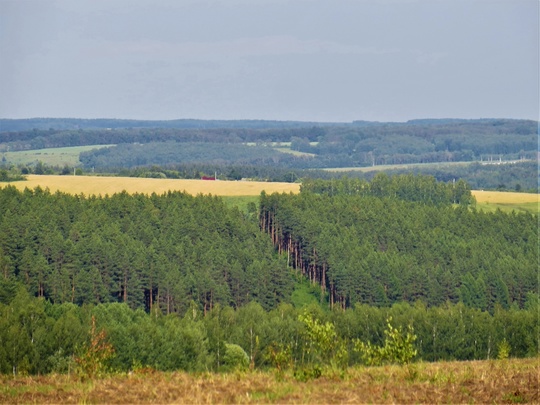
[0,358,537,404]
[2,175,300,197]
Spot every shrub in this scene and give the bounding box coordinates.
[354,316,417,366]
[74,316,114,378]
[222,343,249,371]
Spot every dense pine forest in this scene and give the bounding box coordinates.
[261,175,536,311]
[0,186,291,312]
[0,175,537,375]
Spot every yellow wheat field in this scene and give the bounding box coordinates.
[471,190,539,204]
[2,175,301,197]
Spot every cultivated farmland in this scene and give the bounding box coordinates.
[3,174,301,196]
[472,190,539,213]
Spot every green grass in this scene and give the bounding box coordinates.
[475,201,539,214]
[244,142,318,157]
[221,195,260,213]
[273,147,316,157]
[2,145,114,167]
[291,276,326,308]
[324,161,474,173]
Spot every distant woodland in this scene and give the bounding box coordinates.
[1,118,538,191]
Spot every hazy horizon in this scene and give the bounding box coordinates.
[1,116,537,124]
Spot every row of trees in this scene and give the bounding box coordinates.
[260,177,537,311]
[0,118,326,132]
[381,161,539,193]
[1,283,537,375]
[300,173,474,205]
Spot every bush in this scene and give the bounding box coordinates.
[354,316,417,366]
[222,343,249,371]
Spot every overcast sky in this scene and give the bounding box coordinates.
[1,0,538,122]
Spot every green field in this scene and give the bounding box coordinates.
[222,195,260,213]
[324,161,474,173]
[475,201,539,214]
[2,145,114,167]
[244,142,318,157]
[273,147,316,157]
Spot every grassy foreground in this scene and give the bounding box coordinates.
[0,358,537,404]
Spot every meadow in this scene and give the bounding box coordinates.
[0,358,537,404]
[2,145,113,167]
[324,161,474,173]
[244,141,317,157]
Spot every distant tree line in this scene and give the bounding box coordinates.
[1,120,536,170]
[371,161,539,193]
[0,127,320,151]
[2,155,537,192]
[1,118,537,192]
[0,118,333,132]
